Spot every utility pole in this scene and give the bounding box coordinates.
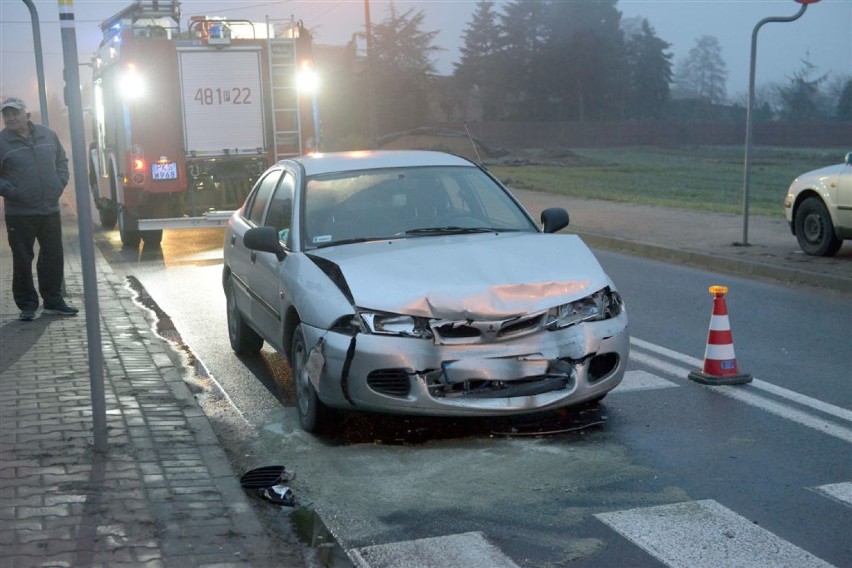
[364,0,377,148]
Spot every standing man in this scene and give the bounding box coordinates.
[0,97,78,320]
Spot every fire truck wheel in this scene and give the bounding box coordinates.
[142,230,163,247]
[98,203,117,229]
[118,206,141,249]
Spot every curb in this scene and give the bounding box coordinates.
[575,231,852,296]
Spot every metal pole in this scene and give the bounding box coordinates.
[740,2,808,246]
[57,0,108,453]
[22,0,49,126]
[364,0,377,148]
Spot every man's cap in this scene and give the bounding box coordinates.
[1,98,28,112]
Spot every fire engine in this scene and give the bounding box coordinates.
[88,0,318,247]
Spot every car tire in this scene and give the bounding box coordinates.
[794,197,842,257]
[291,325,337,434]
[226,278,263,355]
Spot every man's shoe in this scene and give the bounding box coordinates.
[19,310,35,321]
[43,303,79,316]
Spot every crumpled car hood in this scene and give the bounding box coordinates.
[310,233,611,320]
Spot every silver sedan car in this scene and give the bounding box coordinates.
[223,150,629,433]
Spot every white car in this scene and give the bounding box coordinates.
[784,152,852,256]
[222,150,629,433]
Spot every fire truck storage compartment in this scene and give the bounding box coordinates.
[177,47,267,155]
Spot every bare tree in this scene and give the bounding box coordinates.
[673,35,727,104]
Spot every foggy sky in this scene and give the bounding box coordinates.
[1,0,850,111]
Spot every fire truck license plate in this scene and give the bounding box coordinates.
[152,162,178,180]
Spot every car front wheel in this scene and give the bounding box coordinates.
[794,197,842,257]
[226,277,263,355]
[291,325,337,433]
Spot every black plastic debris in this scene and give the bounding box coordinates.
[240,465,297,507]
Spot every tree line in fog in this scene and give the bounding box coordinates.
[319,0,851,143]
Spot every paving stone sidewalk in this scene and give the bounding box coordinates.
[0,203,306,567]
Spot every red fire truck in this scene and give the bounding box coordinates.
[88,0,318,247]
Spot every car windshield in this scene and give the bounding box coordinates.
[302,165,537,250]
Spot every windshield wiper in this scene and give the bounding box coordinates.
[405,227,501,236]
[313,236,391,249]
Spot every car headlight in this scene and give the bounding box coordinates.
[546,287,624,330]
[359,311,433,339]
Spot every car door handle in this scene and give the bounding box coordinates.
[250,251,257,263]
[231,234,236,246]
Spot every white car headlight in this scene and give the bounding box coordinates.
[546,287,623,330]
[359,312,433,339]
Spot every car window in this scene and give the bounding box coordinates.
[246,170,281,226]
[303,166,537,249]
[459,173,522,226]
[265,172,294,246]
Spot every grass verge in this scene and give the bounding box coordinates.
[487,146,848,218]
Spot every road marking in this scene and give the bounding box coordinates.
[812,482,852,508]
[629,338,852,444]
[632,337,852,423]
[595,499,835,568]
[350,531,520,568]
[613,369,678,393]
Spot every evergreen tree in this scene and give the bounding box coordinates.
[454,0,502,119]
[623,18,672,119]
[496,0,550,120]
[776,58,827,121]
[369,3,441,134]
[542,0,626,121]
[674,35,727,104]
[833,78,852,121]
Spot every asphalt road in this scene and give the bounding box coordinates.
[94,224,852,568]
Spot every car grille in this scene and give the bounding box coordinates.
[367,369,411,398]
[431,312,547,345]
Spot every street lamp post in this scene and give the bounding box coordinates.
[739,0,819,246]
[21,0,50,126]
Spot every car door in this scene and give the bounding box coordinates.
[228,169,282,331]
[249,170,296,349]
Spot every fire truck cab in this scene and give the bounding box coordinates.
[89,0,317,248]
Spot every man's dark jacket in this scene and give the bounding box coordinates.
[0,122,70,216]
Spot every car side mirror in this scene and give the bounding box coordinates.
[541,207,569,233]
[244,226,286,261]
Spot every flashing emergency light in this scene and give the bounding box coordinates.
[296,60,319,94]
[120,64,146,100]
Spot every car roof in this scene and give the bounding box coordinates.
[277,150,477,177]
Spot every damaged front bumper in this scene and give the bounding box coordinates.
[301,316,629,417]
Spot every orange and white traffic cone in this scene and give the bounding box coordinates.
[688,285,752,386]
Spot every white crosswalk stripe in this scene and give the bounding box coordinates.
[595,499,836,568]
[612,369,678,393]
[812,482,852,508]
